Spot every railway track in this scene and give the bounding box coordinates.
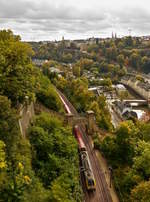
[58,91,113,202]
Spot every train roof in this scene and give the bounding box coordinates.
[58,94,71,114]
[78,133,86,149]
[74,125,86,149]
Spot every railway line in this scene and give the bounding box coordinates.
[58,91,113,202]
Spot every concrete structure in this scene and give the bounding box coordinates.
[115,84,126,93]
[113,100,147,121]
[121,76,150,102]
[86,110,97,135]
[32,59,47,66]
[19,102,35,137]
[131,110,146,120]
[123,99,147,106]
[113,100,132,117]
[65,113,74,126]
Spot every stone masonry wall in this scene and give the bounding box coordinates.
[18,102,35,137]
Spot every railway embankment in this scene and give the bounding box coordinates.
[58,91,114,202]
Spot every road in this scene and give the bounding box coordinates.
[59,91,113,202]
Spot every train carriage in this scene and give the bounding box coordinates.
[73,125,96,191]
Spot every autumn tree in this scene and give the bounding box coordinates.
[129,52,141,69]
[62,53,73,63]
[105,45,117,62]
[132,141,150,179]
[117,54,125,67]
[76,58,94,70]
[72,65,81,77]
[29,112,81,201]
[141,56,150,73]
[0,29,36,106]
[131,180,150,202]
[36,72,63,112]
[124,36,134,47]
[138,123,150,142]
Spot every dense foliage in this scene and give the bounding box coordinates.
[54,76,112,131]
[98,121,150,201]
[0,95,50,202]
[0,96,81,201]
[0,30,36,106]
[30,40,80,63]
[29,112,81,202]
[0,29,63,112]
[0,30,81,201]
[35,72,64,112]
[30,36,150,80]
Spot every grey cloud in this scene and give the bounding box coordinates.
[0,0,106,20]
[0,0,150,40]
[29,18,109,34]
[0,0,33,18]
[114,7,150,23]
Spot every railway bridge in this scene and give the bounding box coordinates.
[65,111,100,135]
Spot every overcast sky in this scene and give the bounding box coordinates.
[0,0,150,41]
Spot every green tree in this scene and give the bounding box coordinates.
[62,53,73,63]
[72,65,81,77]
[29,112,81,201]
[105,45,117,61]
[141,56,150,73]
[0,95,19,148]
[37,85,63,111]
[115,122,135,164]
[101,121,136,165]
[0,29,36,105]
[118,41,124,49]
[129,52,141,69]
[117,54,125,67]
[36,73,63,112]
[77,58,94,70]
[133,141,150,179]
[54,76,68,91]
[50,173,80,202]
[131,180,150,202]
[139,123,150,142]
[0,140,6,169]
[124,36,134,47]
[70,78,94,112]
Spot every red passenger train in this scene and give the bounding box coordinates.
[58,94,71,114]
[73,125,96,191]
[59,93,96,191]
[74,125,86,151]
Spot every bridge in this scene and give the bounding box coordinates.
[123,99,148,106]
